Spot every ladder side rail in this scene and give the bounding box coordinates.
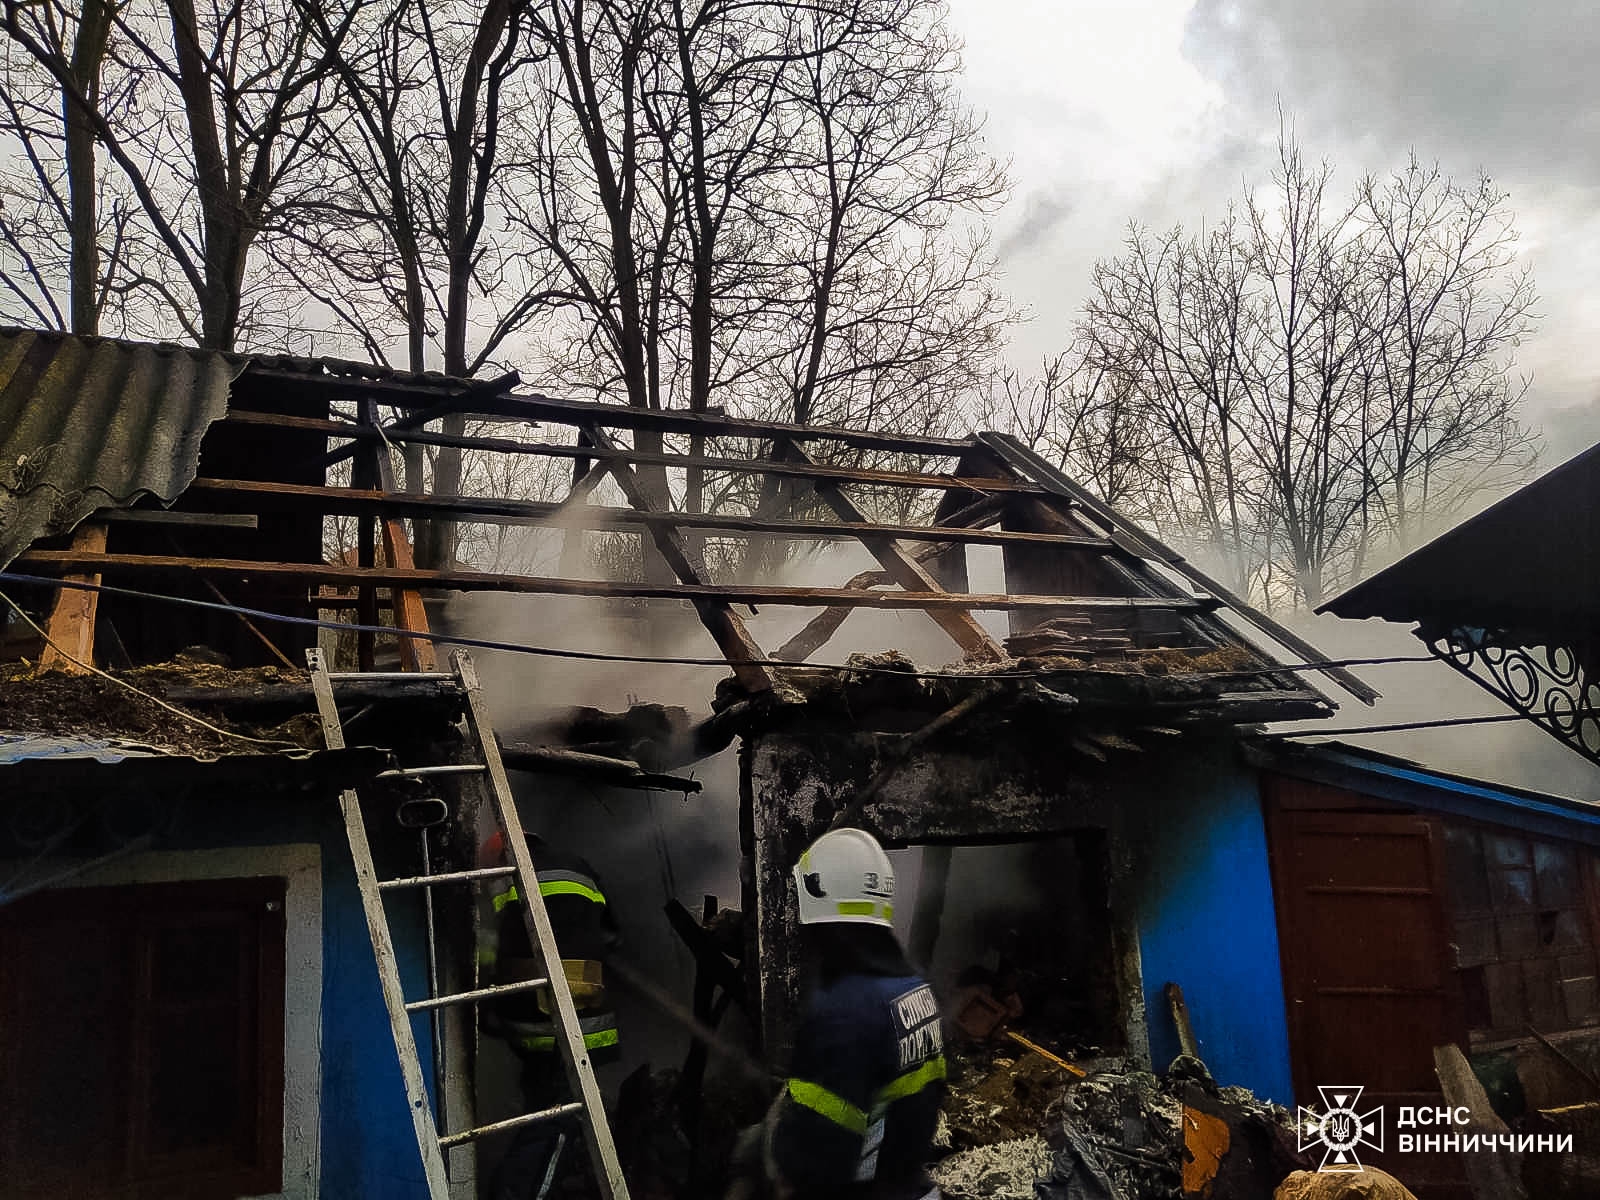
[451,649,632,1200]
[307,648,453,1199]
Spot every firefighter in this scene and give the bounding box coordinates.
[479,831,621,1200]
[734,827,947,1200]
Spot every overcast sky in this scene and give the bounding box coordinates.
[947,0,1600,462]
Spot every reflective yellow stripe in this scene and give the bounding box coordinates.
[539,880,607,905]
[836,900,893,921]
[492,881,607,912]
[876,1055,946,1104]
[786,1079,868,1135]
[516,1027,620,1053]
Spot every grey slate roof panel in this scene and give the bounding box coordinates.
[0,327,237,568]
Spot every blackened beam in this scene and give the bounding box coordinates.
[782,441,1006,663]
[580,424,774,694]
[497,742,701,793]
[225,409,1046,497]
[259,381,977,455]
[771,496,1008,663]
[483,393,977,456]
[977,432,1378,705]
[182,476,1110,550]
[16,550,1220,611]
[243,382,972,457]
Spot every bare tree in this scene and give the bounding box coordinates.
[2,0,349,349]
[1061,135,1538,609]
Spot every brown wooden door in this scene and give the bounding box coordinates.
[1265,777,1468,1195]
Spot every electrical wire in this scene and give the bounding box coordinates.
[0,587,304,750]
[0,570,1437,682]
[1275,711,1600,738]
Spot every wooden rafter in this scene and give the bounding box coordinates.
[181,477,1110,550]
[581,425,773,694]
[361,399,436,672]
[771,497,1007,663]
[782,442,1006,663]
[224,409,1047,498]
[17,549,1216,613]
[37,522,107,673]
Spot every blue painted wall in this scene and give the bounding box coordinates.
[159,794,436,1198]
[1124,748,1295,1105]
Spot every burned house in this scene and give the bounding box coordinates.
[5,325,1493,1197]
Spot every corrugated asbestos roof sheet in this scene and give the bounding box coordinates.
[1320,439,1600,644]
[0,327,237,569]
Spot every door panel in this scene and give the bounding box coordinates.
[1264,777,1469,1198]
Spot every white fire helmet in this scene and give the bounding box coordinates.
[793,827,896,927]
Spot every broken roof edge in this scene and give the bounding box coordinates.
[977,432,1376,708]
[0,327,241,568]
[1245,737,1600,840]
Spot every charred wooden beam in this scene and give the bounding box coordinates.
[17,549,1220,612]
[163,676,460,711]
[783,442,1006,663]
[480,392,977,456]
[182,476,1098,550]
[498,742,702,793]
[581,424,772,693]
[226,408,1048,497]
[95,509,259,530]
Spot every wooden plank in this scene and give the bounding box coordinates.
[362,400,437,672]
[227,407,1047,497]
[95,509,259,529]
[476,392,977,457]
[239,379,974,453]
[38,522,108,673]
[784,442,1005,662]
[183,476,1094,550]
[18,549,1216,612]
[583,425,772,693]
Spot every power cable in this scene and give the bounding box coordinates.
[1275,711,1600,737]
[0,570,1437,682]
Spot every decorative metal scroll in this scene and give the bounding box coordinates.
[1425,626,1600,767]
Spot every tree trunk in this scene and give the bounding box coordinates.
[65,0,113,334]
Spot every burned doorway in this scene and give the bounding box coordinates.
[896,832,1123,1056]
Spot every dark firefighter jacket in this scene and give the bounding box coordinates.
[481,839,620,1055]
[771,971,947,1200]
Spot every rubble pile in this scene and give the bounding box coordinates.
[935,1055,1309,1200]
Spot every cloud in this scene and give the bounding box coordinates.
[997,191,1077,260]
[1182,2,1600,187]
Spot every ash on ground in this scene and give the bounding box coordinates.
[935,1051,1308,1200]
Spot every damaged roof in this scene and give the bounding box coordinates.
[0,327,236,568]
[0,327,1353,726]
[0,731,390,799]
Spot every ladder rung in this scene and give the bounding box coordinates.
[439,1102,585,1149]
[377,764,486,779]
[328,670,458,682]
[405,977,549,1013]
[378,865,515,891]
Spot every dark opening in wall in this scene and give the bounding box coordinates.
[894,833,1123,1054]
